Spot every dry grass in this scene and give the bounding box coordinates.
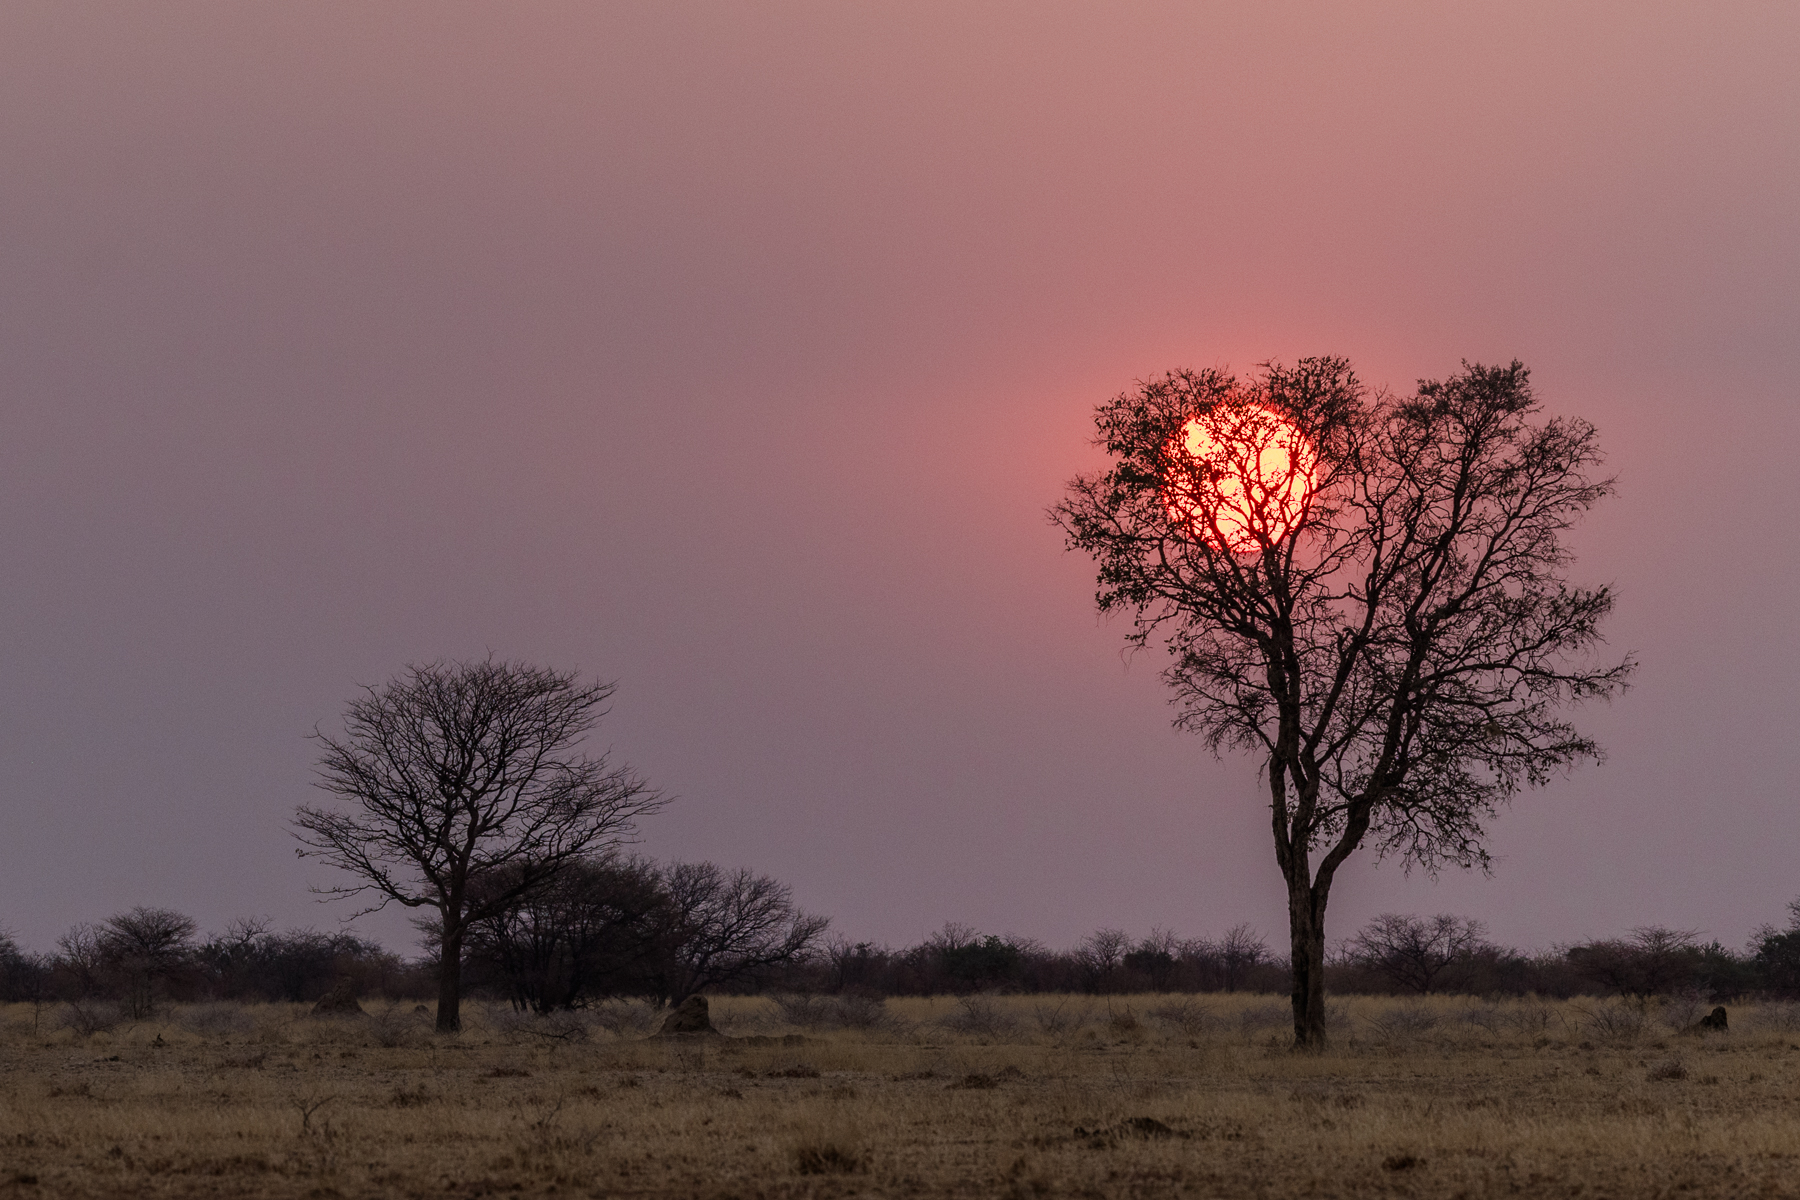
[2,993,1798,1197]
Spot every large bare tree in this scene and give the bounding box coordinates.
[1053,358,1632,1047]
[293,659,662,1032]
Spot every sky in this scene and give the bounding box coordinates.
[2,2,1797,958]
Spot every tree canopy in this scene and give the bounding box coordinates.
[1054,358,1632,1046]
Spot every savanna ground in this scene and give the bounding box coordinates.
[3,992,1799,1198]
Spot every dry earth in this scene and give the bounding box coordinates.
[3,993,1799,1198]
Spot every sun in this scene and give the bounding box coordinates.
[1165,405,1316,552]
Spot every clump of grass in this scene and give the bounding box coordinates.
[1147,997,1219,1036]
[1750,1003,1800,1033]
[939,993,1018,1038]
[58,1001,123,1037]
[1647,1058,1689,1082]
[1236,1003,1289,1034]
[1107,1004,1144,1037]
[179,1003,260,1036]
[1032,998,1087,1035]
[365,1001,428,1048]
[491,1008,591,1043]
[788,1127,865,1175]
[587,999,660,1038]
[769,1063,820,1079]
[1578,1000,1650,1043]
[773,992,891,1031]
[948,1073,997,1090]
[1368,1003,1441,1040]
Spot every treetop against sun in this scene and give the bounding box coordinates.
[1163,402,1317,554]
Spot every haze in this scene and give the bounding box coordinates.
[2,2,1796,956]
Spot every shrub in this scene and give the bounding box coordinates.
[1367,1003,1441,1039]
[586,999,660,1037]
[1147,997,1219,1036]
[1237,1003,1289,1033]
[178,1002,259,1035]
[58,1000,122,1036]
[939,993,1018,1038]
[1577,1000,1649,1042]
[790,1135,864,1175]
[773,992,891,1031]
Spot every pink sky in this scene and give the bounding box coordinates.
[2,2,1796,954]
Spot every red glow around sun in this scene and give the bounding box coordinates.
[1165,405,1316,552]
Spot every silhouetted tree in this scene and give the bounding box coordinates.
[650,862,828,1002]
[1196,923,1273,992]
[1753,899,1800,997]
[824,939,891,994]
[1074,928,1131,993]
[53,923,109,1001]
[293,659,662,1032]
[1566,926,1702,998]
[1054,359,1632,1046]
[464,855,670,1011]
[1347,913,1489,994]
[0,928,50,1010]
[938,934,1026,992]
[1123,929,1179,990]
[0,928,23,996]
[196,919,400,1002]
[94,907,198,1017]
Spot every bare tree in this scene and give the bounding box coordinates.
[1567,926,1702,998]
[652,862,829,1003]
[54,923,109,1000]
[463,854,670,1012]
[1054,359,1631,1046]
[1124,928,1180,990]
[824,939,889,994]
[1348,913,1489,994]
[1216,924,1270,992]
[101,907,199,1017]
[0,927,50,1013]
[1074,928,1130,993]
[293,659,662,1032]
[1752,900,1800,998]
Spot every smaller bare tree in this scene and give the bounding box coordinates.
[1123,928,1180,990]
[463,855,670,1012]
[0,928,51,1022]
[54,923,109,1000]
[1347,913,1488,994]
[652,862,828,1003]
[100,907,198,1017]
[1074,928,1131,993]
[293,659,663,1032]
[1216,924,1271,992]
[1566,926,1701,998]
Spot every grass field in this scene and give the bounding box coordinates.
[3,992,1799,1198]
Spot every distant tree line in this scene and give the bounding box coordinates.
[0,908,418,1015]
[1324,911,1800,1001]
[10,895,1800,1013]
[763,904,1800,1002]
[0,854,829,1016]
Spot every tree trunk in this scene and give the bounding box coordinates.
[1288,880,1328,1049]
[436,931,464,1034]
